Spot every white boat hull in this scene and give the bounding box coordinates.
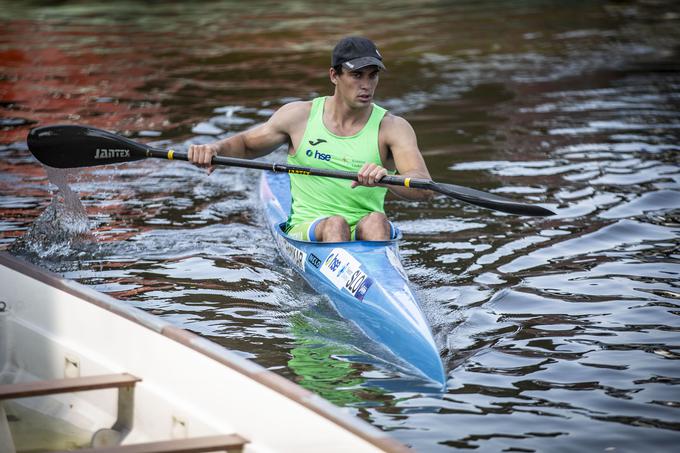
[0,252,408,452]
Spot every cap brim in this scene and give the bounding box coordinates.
[342,56,386,71]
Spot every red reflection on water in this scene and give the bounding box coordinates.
[1,20,169,143]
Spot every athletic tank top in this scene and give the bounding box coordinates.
[287,96,388,227]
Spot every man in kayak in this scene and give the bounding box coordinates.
[188,36,431,242]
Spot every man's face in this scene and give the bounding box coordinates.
[333,66,380,107]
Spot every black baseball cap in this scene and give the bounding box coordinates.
[331,36,386,71]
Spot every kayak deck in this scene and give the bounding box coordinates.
[260,172,446,386]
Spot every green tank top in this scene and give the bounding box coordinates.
[287,96,388,228]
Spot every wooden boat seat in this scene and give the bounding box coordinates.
[0,373,141,451]
[52,434,248,453]
[0,373,141,400]
[0,375,249,452]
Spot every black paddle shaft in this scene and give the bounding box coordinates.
[27,124,555,216]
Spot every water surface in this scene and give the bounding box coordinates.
[1,1,679,451]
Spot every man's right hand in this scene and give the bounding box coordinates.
[188,143,220,173]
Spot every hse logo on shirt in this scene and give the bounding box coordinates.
[306,139,332,161]
[306,149,332,161]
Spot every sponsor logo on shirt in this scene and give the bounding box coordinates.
[307,149,331,161]
[304,138,332,162]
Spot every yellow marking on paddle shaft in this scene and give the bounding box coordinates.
[167,150,174,160]
[404,177,411,188]
[288,169,311,175]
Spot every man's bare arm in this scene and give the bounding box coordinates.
[354,114,432,200]
[188,102,308,167]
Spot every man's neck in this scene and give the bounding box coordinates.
[324,94,372,136]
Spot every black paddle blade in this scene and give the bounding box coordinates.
[27,125,150,168]
[431,181,556,216]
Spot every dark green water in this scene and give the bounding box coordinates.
[2,1,679,451]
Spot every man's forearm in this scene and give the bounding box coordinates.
[214,133,248,158]
[385,171,433,201]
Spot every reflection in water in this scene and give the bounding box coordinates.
[287,313,368,407]
[2,0,680,451]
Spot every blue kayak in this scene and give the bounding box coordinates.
[260,171,446,386]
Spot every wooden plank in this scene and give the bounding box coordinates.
[54,434,248,453]
[0,374,141,400]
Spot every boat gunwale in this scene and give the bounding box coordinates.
[0,251,411,453]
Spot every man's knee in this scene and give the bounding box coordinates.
[317,216,350,242]
[362,212,388,225]
[356,212,390,241]
[324,215,350,230]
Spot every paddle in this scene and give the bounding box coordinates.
[27,124,555,216]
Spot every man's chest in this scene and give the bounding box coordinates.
[288,126,391,167]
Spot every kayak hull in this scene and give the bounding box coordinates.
[260,172,446,386]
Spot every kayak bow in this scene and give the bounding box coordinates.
[260,172,446,386]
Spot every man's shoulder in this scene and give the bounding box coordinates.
[276,100,313,118]
[269,100,313,132]
[379,112,414,135]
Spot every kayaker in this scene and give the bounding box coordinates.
[188,36,432,242]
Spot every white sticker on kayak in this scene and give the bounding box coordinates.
[321,248,373,299]
[275,234,306,270]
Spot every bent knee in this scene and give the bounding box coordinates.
[317,216,350,242]
[362,212,388,224]
[356,212,390,241]
[324,215,350,228]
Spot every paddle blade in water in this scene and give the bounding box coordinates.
[27,125,151,168]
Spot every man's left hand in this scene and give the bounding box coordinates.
[352,162,387,188]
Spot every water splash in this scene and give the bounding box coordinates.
[10,167,92,258]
